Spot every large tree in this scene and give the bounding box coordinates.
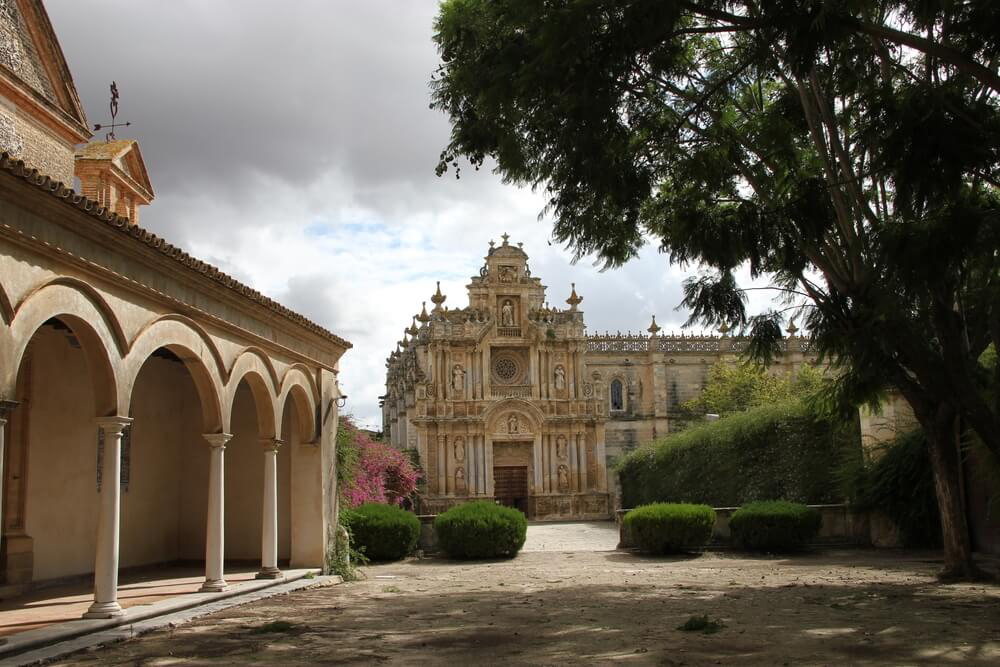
[431,0,1000,578]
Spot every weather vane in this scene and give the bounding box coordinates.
[93,81,131,141]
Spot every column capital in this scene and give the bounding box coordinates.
[0,399,19,417]
[260,437,283,452]
[203,432,233,449]
[95,416,133,435]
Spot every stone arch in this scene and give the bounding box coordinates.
[124,318,224,433]
[484,398,545,435]
[277,366,318,443]
[5,281,123,415]
[0,278,12,325]
[225,350,278,440]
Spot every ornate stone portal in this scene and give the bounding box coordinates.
[383,236,610,519]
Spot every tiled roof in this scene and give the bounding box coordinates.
[0,152,351,350]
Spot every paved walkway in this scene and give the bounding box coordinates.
[521,520,619,552]
[0,566,259,638]
[48,525,1000,666]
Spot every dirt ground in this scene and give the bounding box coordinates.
[54,522,1000,666]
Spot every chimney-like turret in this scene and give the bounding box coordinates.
[74,139,153,225]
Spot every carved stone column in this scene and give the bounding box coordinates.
[201,433,232,592]
[436,435,447,495]
[576,433,587,491]
[84,416,132,619]
[257,438,283,580]
[568,431,579,492]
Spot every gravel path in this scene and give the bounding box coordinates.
[54,522,1000,666]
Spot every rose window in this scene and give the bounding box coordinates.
[494,358,518,382]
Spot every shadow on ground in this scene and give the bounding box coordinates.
[58,550,1000,666]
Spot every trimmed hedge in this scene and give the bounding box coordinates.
[729,501,821,552]
[618,399,860,508]
[434,501,527,559]
[624,503,716,554]
[342,503,420,562]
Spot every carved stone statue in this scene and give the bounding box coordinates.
[554,365,566,391]
[557,464,570,492]
[501,300,514,326]
[452,364,465,392]
[454,437,465,462]
[455,467,466,494]
[556,435,567,460]
[507,413,519,434]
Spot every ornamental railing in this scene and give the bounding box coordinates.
[497,326,522,337]
[490,384,532,399]
[586,334,814,354]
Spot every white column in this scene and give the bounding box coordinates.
[0,401,16,538]
[257,438,283,580]
[201,433,232,592]
[84,416,132,619]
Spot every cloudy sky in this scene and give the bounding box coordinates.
[46,1,773,429]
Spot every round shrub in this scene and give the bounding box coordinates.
[624,503,716,554]
[729,500,821,552]
[342,503,420,562]
[434,501,527,559]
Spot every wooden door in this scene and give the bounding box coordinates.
[493,466,529,515]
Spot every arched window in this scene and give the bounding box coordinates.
[610,379,624,411]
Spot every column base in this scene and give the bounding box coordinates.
[82,600,124,619]
[199,578,228,593]
[255,567,283,580]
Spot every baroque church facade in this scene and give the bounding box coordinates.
[383,237,818,520]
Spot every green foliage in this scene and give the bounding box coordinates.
[680,362,822,421]
[327,518,366,581]
[618,399,860,508]
[855,431,942,548]
[729,501,821,552]
[336,415,361,493]
[342,503,420,562]
[624,503,715,554]
[434,501,527,559]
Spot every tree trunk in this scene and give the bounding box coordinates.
[922,403,979,580]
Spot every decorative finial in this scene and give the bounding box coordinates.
[418,301,430,323]
[402,332,409,345]
[566,283,583,311]
[718,321,731,336]
[518,241,523,249]
[501,232,510,245]
[489,239,495,249]
[408,317,419,337]
[647,315,661,335]
[786,319,799,336]
[430,281,446,311]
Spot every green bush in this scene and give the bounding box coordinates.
[618,399,861,508]
[341,503,420,562]
[624,503,716,554]
[434,501,527,559]
[729,501,821,552]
